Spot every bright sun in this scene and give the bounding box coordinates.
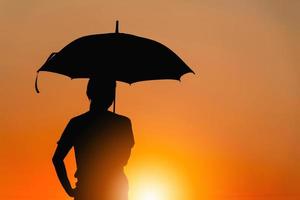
[133,181,166,200]
[137,183,165,200]
[127,162,185,200]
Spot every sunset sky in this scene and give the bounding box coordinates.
[0,0,299,200]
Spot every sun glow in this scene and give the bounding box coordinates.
[127,160,187,200]
[130,175,169,200]
[137,184,164,200]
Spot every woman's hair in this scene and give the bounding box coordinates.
[86,78,116,109]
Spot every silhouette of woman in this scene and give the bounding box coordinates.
[52,78,135,200]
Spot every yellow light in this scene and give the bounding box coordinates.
[141,187,162,200]
[127,161,185,200]
[134,181,166,200]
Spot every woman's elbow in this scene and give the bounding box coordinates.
[52,154,63,165]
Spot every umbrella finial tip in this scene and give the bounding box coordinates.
[115,20,119,33]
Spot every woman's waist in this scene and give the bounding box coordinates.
[75,167,125,179]
[75,171,128,188]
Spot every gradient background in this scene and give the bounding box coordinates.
[0,0,299,200]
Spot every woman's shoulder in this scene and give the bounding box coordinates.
[68,111,132,126]
[68,112,90,124]
[108,111,131,123]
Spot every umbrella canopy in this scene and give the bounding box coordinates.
[36,21,193,90]
[35,21,194,112]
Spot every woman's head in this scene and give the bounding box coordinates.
[86,78,116,111]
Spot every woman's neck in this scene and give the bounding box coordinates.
[89,102,108,113]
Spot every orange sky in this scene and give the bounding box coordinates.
[0,0,299,200]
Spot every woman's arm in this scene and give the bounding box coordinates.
[52,144,75,197]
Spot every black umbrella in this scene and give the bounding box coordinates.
[36,21,194,111]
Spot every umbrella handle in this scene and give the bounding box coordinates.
[113,82,116,113]
[113,98,116,113]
